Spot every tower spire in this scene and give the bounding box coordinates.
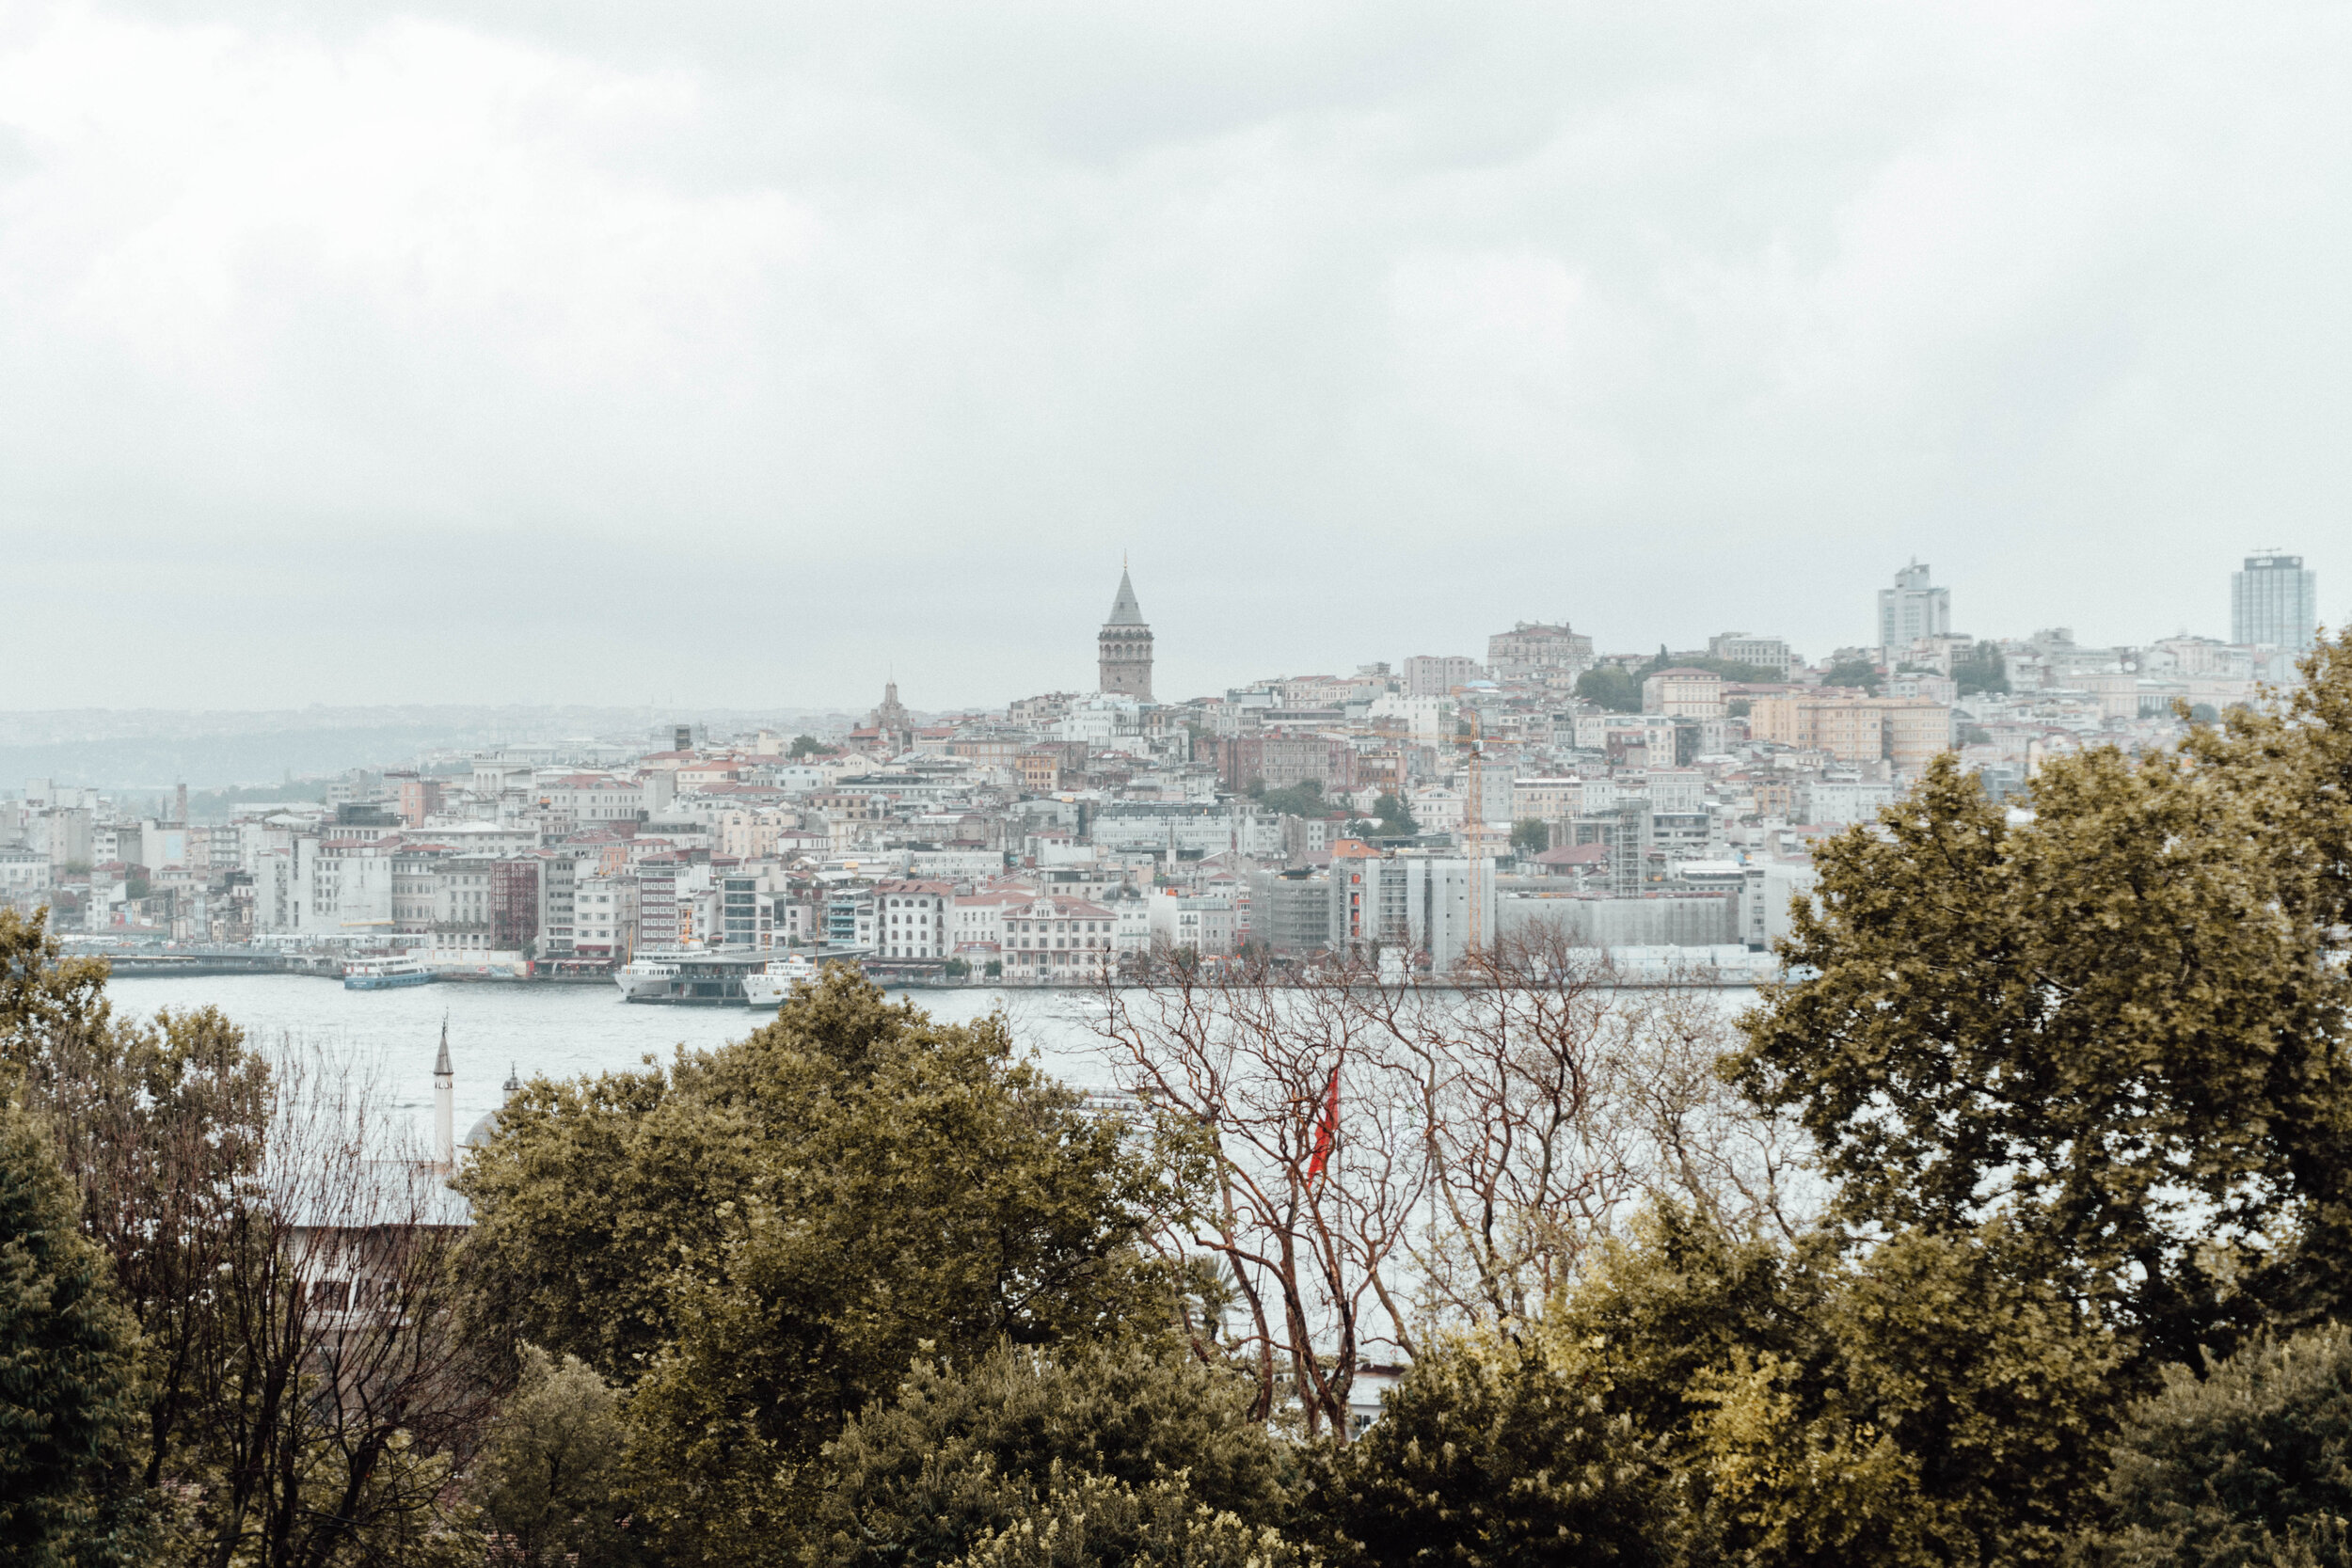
[1098,562,1154,701]
[432,1016,455,1170]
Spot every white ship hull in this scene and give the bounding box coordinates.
[741,956,821,1006]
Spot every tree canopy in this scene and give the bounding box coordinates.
[1732,650,2352,1368]
[0,1099,143,1567]
[1820,657,1882,692]
[1576,666,1643,713]
[458,968,1172,1560]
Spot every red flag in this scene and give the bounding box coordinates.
[1306,1067,1340,1182]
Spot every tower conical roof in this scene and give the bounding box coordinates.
[435,1018,453,1078]
[1104,568,1145,628]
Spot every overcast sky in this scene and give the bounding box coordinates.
[4,0,2347,712]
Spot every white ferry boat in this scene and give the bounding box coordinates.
[612,949,777,1005]
[740,954,823,1007]
[343,954,437,991]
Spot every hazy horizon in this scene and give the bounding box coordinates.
[6,1,2348,710]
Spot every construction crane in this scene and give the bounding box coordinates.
[1461,703,1485,961]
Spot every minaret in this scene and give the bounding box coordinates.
[433,1019,455,1170]
[1097,564,1154,701]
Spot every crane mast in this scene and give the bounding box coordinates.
[1462,705,1485,962]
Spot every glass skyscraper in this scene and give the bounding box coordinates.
[2232,552,2317,652]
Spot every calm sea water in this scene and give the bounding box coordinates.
[103,974,1125,1150]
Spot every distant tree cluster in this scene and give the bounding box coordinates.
[1821,656,1883,692]
[1952,640,2011,695]
[10,631,2352,1566]
[1349,791,1419,839]
[1250,779,1332,819]
[1576,665,1644,712]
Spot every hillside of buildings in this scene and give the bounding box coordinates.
[3,560,2328,984]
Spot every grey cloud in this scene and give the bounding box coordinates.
[2,0,2348,710]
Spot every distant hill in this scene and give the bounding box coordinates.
[0,705,859,791]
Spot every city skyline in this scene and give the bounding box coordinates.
[0,546,2328,723]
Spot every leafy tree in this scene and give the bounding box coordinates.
[3,910,497,1566]
[1310,1313,1665,1568]
[1732,720,2352,1369]
[950,1472,1308,1568]
[1820,658,1882,693]
[0,1099,144,1567]
[1509,818,1549,857]
[460,970,1170,1562]
[466,1346,650,1567]
[2082,1322,2352,1566]
[789,735,834,758]
[1321,1204,2118,1568]
[1254,782,1329,819]
[1576,667,1642,714]
[809,1336,1294,1568]
[1952,641,2010,696]
[1727,698,1752,719]
[1350,794,1418,839]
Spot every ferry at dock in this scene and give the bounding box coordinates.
[342,954,438,990]
[612,949,778,1005]
[740,953,823,1006]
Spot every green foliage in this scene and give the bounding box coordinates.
[789,735,834,757]
[466,1346,650,1567]
[0,1100,144,1567]
[2084,1323,2352,1566]
[1670,657,1783,685]
[1311,1318,1664,1567]
[1509,818,1549,856]
[1255,782,1328,819]
[810,1336,1294,1568]
[0,909,115,1082]
[1952,641,2010,696]
[1821,657,1882,693]
[1733,735,2352,1367]
[1576,667,1642,714]
[1352,794,1417,839]
[950,1471,1309,1568]
[1321,1204,2120,1568]
[460,969,1170,1562]
[1727,698,1753,719]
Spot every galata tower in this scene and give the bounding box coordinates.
[1097,566,1154,701]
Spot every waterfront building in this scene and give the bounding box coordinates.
[874,879,954,960]
[1004,893,1120,980]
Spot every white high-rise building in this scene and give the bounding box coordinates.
[1877,562,1951,660]
[2232,551,2318,654]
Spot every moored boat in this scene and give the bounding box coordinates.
[613,949,776,1005]
[343,954,437,990]
[741,953,823,1006]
